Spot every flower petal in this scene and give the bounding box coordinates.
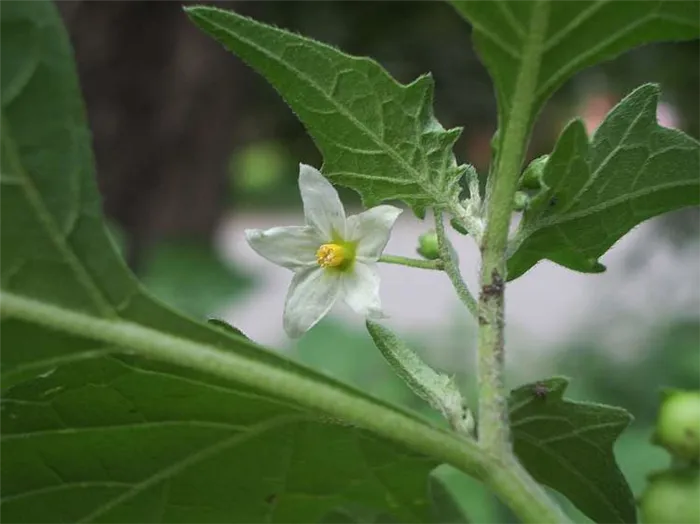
[347,205,403,261]
[299,164,346,240]
[283,266,341,338]
[245,226,322,270]
[341,262,385,319]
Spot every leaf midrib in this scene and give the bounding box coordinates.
[513,416,627,446]
[508,178,697,257]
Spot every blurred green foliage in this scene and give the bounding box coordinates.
[139,241,254,318]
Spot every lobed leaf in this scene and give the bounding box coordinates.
[185,6,467,217]
[507,84,700,279]
[510,377,635,523]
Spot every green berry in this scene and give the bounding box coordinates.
[417,230,440,260]
[653,390,700,462]
[640,468,700,524]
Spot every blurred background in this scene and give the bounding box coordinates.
[58,2,699,521]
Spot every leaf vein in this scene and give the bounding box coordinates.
[75,415,306,523]
[543,0,611,52]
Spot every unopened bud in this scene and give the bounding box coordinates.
[520,154,549,190]
[450,218,469,236]
[417,230,440,260]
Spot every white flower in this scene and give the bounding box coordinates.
[245,164,402,338]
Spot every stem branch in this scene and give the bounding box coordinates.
[379,254,444,271]
[433,209,478,318]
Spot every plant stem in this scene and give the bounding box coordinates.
[433,209,478,318]
[379,254,444,270]
[477,0,549,455]
[2,291,569,523]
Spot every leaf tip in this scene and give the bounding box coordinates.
[207,318,248,339]
[408,73,435,99]
[182,5,208,18]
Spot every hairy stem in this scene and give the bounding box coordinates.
[379,254,444,270]
[471,2,567,521]
[2,291,569,522]
[433,209,478,318]
[477,0,549,456]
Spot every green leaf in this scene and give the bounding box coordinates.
[139,240,253,318]
[506,84,700,279]
[185,6,466,217]
[1,2,486,522]
[510,377,636,524]
[2,357,436,523]
[451,0,700,136]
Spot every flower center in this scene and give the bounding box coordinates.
[316,243,347,268]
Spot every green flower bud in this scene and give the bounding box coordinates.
[639,468,700,524]
[520,154,549,190]
[417,230,440,260]
[652,390,700,462]
[450,218,469,236]
[513,191,530,211]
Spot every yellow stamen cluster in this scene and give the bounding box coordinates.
[316,243,346,268]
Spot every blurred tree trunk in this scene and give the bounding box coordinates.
[57,1,262,271]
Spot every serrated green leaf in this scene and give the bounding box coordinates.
[506,84,700,279]
[452,0,700,137]
[510,377,635,524]
[185,6,466,217]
